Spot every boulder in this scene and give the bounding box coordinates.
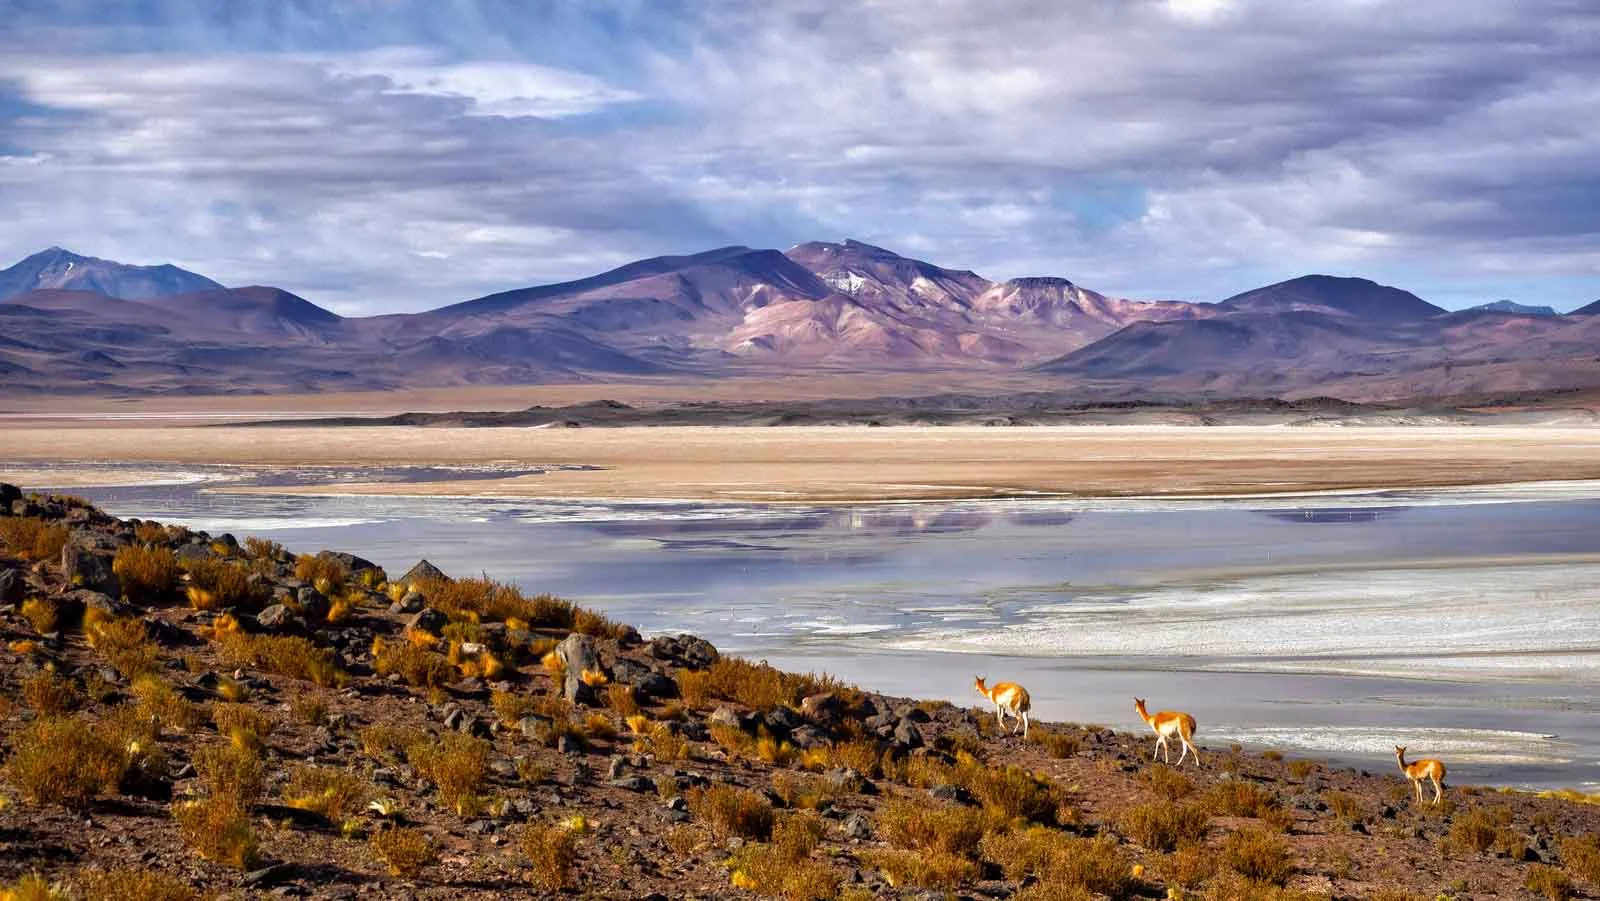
[295,587,330,621]
[646,633,719,670]
[400,559,448,587]
[0,483,20,516]
[326,551,379,575]
[256,604,299,632]
[610,658,676,699]
[406,608,449,636]
[0,566,24,604]
[892,718,924,749]
[789,725,831,749]
[801,692,844,724]
[555,633,605,706]
[393,591,426,614]
[61,544,119,596]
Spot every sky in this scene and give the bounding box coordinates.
[1,0,1597,315]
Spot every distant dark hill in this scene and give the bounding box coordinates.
[144,286,344,341]
[1571,299,1600,316]
[1218,275,1444,322]
[0,247,223,301]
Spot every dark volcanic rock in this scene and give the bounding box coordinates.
[400,558,449,586]
[556,633,604,706]
[406,608,448,635]
[647,633,719,670]
[0,483,19,514]
[61,544,119,596]
[0,566,25,604]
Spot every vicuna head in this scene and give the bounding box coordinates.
[973,675,988,695]
[1134,697,1148,714]
[1394,745,1407,760]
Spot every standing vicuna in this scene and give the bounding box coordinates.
[974,675,1031,738]
[1134,698,1201,767]
[1395,745,1446,806]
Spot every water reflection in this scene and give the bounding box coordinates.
[1256,506,1412,524]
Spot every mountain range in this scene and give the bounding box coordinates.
[1,243,1598,401]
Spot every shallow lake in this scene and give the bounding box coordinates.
[24,463,1600,790]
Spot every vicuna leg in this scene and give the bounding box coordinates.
[1413,779,1423,805]
[1185,738,1202,767]
[995,704,1006,732]
[1020,711,1029,739]
[1431,775,1443,806]
[1176,737,1190,767]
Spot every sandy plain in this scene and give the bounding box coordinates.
[5,422,1600,502]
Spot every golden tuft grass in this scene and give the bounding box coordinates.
[73,868,198,901]
[0,873,68,901]
[193,742,265,806]
[859,850,979,890]
[217,632,343,687]
[701,656,859,712]
[687,785,776,841]
[283,765,370,821]
[372,636,454,689]
[293,552,349,594]
[675,669,712,708]
[86,616,160,679]
[19,597,58,634]
[407,732,489,816]
[172,796,259,870]
[370,826,439,878]
[0,517,69,562]
[1448,807,1498,854]
[878,799,1000,857]
[180,558,259,610]
[726,813,838,901]
[1220,826,1294,885]
[1528,864,1576,900]
[21,670,80,715]
[1116,801,1210,851]
[130,675,206,733]
[112,545,179,598]
[1139,764,1194,801]
[522,821,579,890]
[5,714,129,808]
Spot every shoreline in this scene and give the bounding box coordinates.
[8,423,1600,503]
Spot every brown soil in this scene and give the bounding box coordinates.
[1,487,1598,900]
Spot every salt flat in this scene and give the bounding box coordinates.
[5,423,1600,502]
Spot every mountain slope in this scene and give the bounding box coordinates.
[0,247,223,301]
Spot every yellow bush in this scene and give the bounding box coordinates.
[407,732,488,816]
[112,545,179,598]
[878,799,999,857]
[523,822,579,890]
[173,796,259,869]
[21,670,80,715]
[372,637,453,689]
[130,675,206,732]
[194,742,265,806]
[687,785,775,841]
[87,616,160,679]
[217,632,343,687]
[19,597,58,634]
[859,850,979,889]
[1221,826,1294,885]
[73,868,197,901]
[284,765,369,821]
[0,517,69,562]
[181,558,258,610]
[370,826,438,878]
[1117,801,1210,851]
[5,714,129,808]
[293,553,349,594]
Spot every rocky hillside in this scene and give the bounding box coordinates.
[1,485,1598,899]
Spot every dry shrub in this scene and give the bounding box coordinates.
[703,656,856,711]
[218,632,342,686]
[1449,807,1498,854]
[1140,764,1195,801]
[293,552,349,594]
[878,799,998,857]
[988,831,1132,900]
[1261,749,1284,761]
[7,714,128,808]
[243,537,283,560]
[859,850,979,890]
[0,873,67,901]
[194,743,265,806]
[181,557,259,610]
[771,772,841,810]
[290,693,329,726]
[102,703,167,785]
[1287,760,1315,779]
[676,669,712,708]
[19,597,58,634]
[1561,833,1600,881]
[112,545,179,598]
[173,796,259,869]
[1158,844,1219,889]
[1030,728,1081,759]
[87,616,160,679]
[74,868,197,901]
[964,763,1068,824]
[370,826,439,878]
[130,675,206,732]
[359,725,430,761]
[644,723,689,762]
[284,765,369,821]
[491,689,536,724]
[408,732,488,816]
[21,670,80,715]
[133,521,170,543]
[1221,826,1294,885]
[1495,826,1530,860]
[813,739,884,778]
[372,637,453,690]
[687,785,776,840]
[1117,801,1210,851]
[727,814,837,900]
[215,674,249,702]
[606,683,640,716]
[1322,790,1368,823]
[0,517,69,561]
[572,605,632,640]
[413,574,577,627]
[1206,780,1281,818]
[212,702,275,750]
[1529,864,1576,900]
[522,821,579,890]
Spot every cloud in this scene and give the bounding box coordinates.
[0,0,1596,312]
